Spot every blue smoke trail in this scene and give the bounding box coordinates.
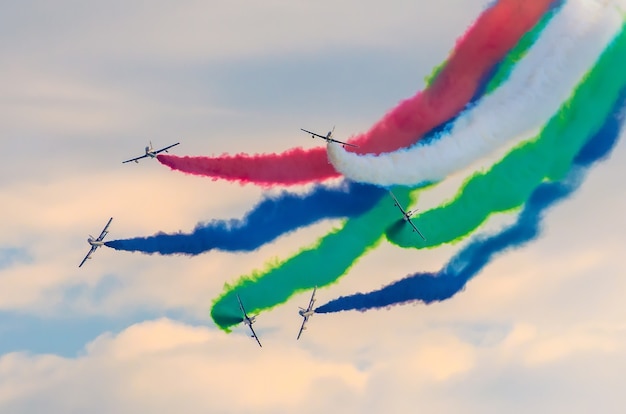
[105,181,385,255]
[315,88,626,314]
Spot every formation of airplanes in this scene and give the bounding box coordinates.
[122,141,180,164]
[229,192,426,347]
[78,133,428,346]
[389,190,426,241]
[301,127,358,148]
[235,287,318,347]
[78,142,180,267]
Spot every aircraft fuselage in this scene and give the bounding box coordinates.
[299,309,314,318]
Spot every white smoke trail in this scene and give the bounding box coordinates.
[328,0,622,187]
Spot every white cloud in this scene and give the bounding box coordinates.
[408,332,477,382]
[0,319,368,414]
[2,317,626,413]
[524,330,619,366]
[1,0,487,64]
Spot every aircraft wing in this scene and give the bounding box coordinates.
[236,294,248,318]
[236,294,262,347]
[307,287,317,311]
[300,128,327,139]
[407,218,427,241]
[153,142,180,155]
[78,245,97,268]
[122,154,148,164]
[389,191,407,215]
[248,324,262,347]
[96,217,113,241]
[328,137,359,148]
[296,315,309,340]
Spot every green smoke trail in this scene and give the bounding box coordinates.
[210,188,414,330]
[389,24,626,249]
[210,13,567,330]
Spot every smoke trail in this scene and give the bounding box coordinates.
[107,5,557,259]
[315,86,626,314]
[386,22,626,249]
[415,5,560,146]
[105,181,384,255]
[209,189,412,330]
[158,0,556,186]
[328,0,619,187]
[210,23,626,330]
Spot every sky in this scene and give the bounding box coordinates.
[1,0,626,413]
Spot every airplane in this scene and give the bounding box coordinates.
[236,294,262,348]
[78,217,113,268]
[296,287,317,340]
[122,141,180,164]
[389,191,426,241]
[300,127,358,148]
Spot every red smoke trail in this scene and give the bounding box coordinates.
[159,0,557,186]
[160,148,337,186]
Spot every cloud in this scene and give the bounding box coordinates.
[0,319,368,413]
[523,330,618,366]
[409,333,477,382]
[2,197,626,412]
[2,317,624,413]
[0,248,31,270]
[1,0,488,64]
